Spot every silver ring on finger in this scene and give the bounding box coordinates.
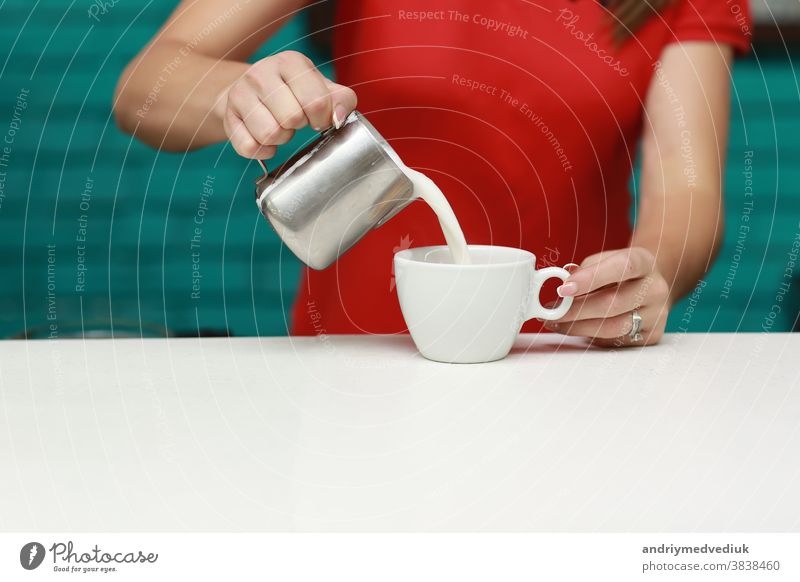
[628,309,644,343]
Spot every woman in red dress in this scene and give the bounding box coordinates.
[115,0,751,346]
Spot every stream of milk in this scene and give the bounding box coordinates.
[399,166,471,265]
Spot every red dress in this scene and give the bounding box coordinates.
[291,0,751,335]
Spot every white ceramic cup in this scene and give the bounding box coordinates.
[394,245,574,363]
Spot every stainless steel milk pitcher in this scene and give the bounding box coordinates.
[255,111,416,270]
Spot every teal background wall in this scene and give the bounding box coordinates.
[658,48,800,334]
[0,1,797,338]
[0,1,320,338]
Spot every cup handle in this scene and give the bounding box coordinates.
[526,266,574,321]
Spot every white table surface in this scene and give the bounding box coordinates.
[1,333,798,532]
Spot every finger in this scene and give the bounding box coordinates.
[579,249,619,268]
[280,57,334,130]
[229,88,294,146]
[545,310,639,339]
[224,110,276,160]
[324,78,357,128]
[554,278,650,322]
[590,329,663,347]
[249,69,308,130]
[559,247,655,298]
[590,316,666,347]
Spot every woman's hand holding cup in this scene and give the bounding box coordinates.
[544,247,672,346]
[215,50,357,159]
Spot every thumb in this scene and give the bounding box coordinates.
[324,79,357,128]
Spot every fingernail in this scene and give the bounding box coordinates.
[557,282,578,297]
[333,105,347,129]
[564,263,580,273]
